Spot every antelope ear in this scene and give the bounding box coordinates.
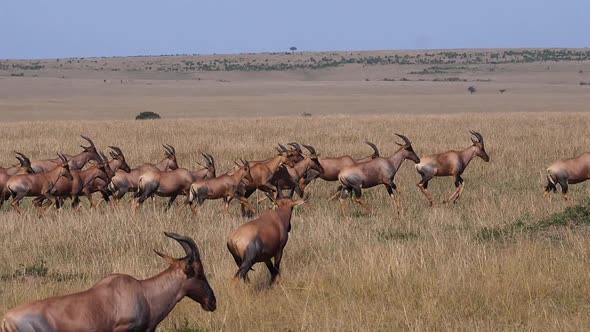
[153,249,176,265]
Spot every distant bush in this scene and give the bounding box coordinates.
[135,111,161,120]
[10,73,24,77]
[468,86,477,94]
[580,82,589,86]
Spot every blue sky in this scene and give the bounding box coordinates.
[1,0,588,59]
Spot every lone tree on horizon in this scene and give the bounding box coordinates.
[468,86,477,94]
[289,46,297,54]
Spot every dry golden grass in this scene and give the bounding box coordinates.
[1,113,590,331]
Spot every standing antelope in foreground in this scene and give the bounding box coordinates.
[337,135,420,214]
[227,191,304,285]
[544,152,590,200]
[30,135,99,172]
[6,153,73,214]
[1,232,216,332]
[415,130,489,205]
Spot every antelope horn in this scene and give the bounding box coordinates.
[469,130,484,144]
[365,141,380,157]
[395,133,412,146]
[288,142,302,153]
[302,144,317,155]
[206,154,215,166]
[80,135,96,148]
[109,151,117,159]
[15,155,24,165]
[108,146,124,156]
[14,151,31,164]
[165,144,176,155]
[99,151,109,164]
[162,144,173,155]
[163,232,201,262]
[278,144,288,153]
[57,152,68,163]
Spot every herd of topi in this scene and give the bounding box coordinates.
[1,131,587,331]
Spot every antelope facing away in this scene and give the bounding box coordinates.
[227,191,304,285]
[30,135,99,172]
[415,130,489,205]
[6,153,73,214]
[337,135,420,214]
[1,232,216,332]
[544,152,590,200]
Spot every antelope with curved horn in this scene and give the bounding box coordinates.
[183,159,255,216]
[33,152,114,210]
[191,153,216,180]
[0,153,34,207]
[301,141,380,188]
[135,153,217,210]
[236,145,296,216]
[85,146,132,207]
[337,135,420,214]
[227,190,305,285]
[543,152,590,200]
[6,153,73,214]
[30,135,99,172]
[271,144,324,198]
[108,144,179,202]
[415,130,489,205]
[1,232,216,332]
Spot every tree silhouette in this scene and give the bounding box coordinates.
[468,86,476,94]
[289,46,297,54]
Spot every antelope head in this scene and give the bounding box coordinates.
[469,130,489,162]
[198,153,216,177]
[265,188,305,209]
[57,153,74,181]
[80,135,98,155]
[14,151,34,174]
[162,144,179,170]
[97,151,115,179]
[109,146,131,173]
[154,232,217,312]
[302,144,325,174]
[394,134,420,164]
[287,142,305,163]
[276,144,295,167]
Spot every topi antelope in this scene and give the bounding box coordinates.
[135,153,217,210]
[1,232,216,332]
[227,190,304,285]
[108,144,178,201]
[0,153,34,207]
[85,146,132,207]
[6,153,73,214]
[271,144,324,198]
[337,135,420,214]
[183,160,255,216]
[544,152,590,200]
[30,135,99,172]
[302,141,380,188]
[33,152,114,210]
[415,130,489,205]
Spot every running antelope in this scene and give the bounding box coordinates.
[6,153,73,214]
[271,144,324,198]
[85,146,132,207]
[415,130,489,205]
[227,191,304,285]
[135,153,216,210]
[0,153,34,207]
[33,152,114,210]
[30,135,99,172]
[109,144,178,201]
[337,135,420,214]
[544,152,590,200]
[302,141,380,186]
[1,232,216,332]
[183,160,255,216]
